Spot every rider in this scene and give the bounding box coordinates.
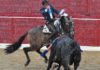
[40,0,60,33]
[40,0,75,57]
[40,0,61,57]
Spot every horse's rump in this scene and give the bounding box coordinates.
[47,34,81,70]
[52,35,75,61]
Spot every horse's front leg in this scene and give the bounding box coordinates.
[36,49,48,63]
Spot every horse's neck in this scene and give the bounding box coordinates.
[47,23,56,33]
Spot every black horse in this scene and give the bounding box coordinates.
[46,34,81,70]
[46,16,81,70]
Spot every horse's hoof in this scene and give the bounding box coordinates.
[44,59,48,63]
[53,64,59,69]
[25,60,30,66]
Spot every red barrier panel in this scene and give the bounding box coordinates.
[74,20,100,46]
[0,18,14,42]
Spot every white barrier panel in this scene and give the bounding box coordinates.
[0,43,100,51]
[0,16,100,21]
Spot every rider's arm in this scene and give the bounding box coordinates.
[40,8,47,20]
[50,4,59,15]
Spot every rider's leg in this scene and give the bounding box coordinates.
[41,20,60,57]
[41,37,58,57]
[40,44,52,57]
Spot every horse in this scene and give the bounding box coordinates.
[46,16,81,70]
[46,34,81,70]
[57,16,81,70]
[4,21,58,66]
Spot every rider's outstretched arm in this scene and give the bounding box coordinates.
[51,5,59,15]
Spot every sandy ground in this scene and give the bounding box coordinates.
[0,49,100,70]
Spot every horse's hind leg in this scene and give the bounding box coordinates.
[62,57,70,70]
[74,51,81,70]
[74,62,79,70]
[57,63,61,70]
[36,50,48,63]
[53,64,61,70]
[62,62,70,70]
[23,47,33,66]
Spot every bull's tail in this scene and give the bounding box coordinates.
[5,32,28,54]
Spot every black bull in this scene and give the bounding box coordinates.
[47,35,81,70]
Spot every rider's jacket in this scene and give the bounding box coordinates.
[40,4,59,22]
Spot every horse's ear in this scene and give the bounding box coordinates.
[61,16,65,19]
[66,16,70,20]
[60,16,64,21]
[60,16,65,23]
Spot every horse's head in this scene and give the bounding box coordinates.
[60,16,68,24]
[59,9,70,28]
[60,10,73,34]
[59,15,70,32]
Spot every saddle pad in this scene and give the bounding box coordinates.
[42,25,51,33]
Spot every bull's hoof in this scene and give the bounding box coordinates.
[25,60,30,66]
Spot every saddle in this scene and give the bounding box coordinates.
[42,18,62,34]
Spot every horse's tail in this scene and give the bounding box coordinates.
[5,32,28,54]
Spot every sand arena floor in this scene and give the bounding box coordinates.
[0,49,100,70]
